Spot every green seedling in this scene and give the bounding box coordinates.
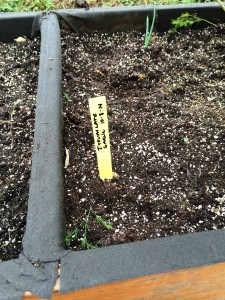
[13,101,18,109]
[144,4,156,48]
[63,91,71,101]
[169,12,217,33]
[65,207,113,250]
[183,136,189,144]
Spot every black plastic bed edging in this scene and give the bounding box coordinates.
[0,12,42,42]
[0,3,225,299]
[54,2,225,32]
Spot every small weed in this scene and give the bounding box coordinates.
[183,136,189,143]
[169,12,217,33]
[65,207,113,250]
[63,91,71,101]
[144,4,157,48]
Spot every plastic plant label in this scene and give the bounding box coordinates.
[14,36,26,43]
[89,96,113,180]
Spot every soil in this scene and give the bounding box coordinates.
[62,24,225,250]
[0,37,40,261]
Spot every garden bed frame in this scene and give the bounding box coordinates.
[0,3,225,299]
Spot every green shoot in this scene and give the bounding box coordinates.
[95,214,113,230]
[169,12,217,33]
[144,4,156,49]
[65,207,113,250]
[183,136,189,144]
[216,0,225,12]
[63,91,71,101]
[65,228,79,246]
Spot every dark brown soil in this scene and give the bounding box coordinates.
[62,24,225,250]
[0,37,39,261]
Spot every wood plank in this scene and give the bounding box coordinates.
[23,261,225,300]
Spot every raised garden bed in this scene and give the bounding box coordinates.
[0,4,225,300]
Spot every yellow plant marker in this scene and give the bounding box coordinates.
[89,96,113,180]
